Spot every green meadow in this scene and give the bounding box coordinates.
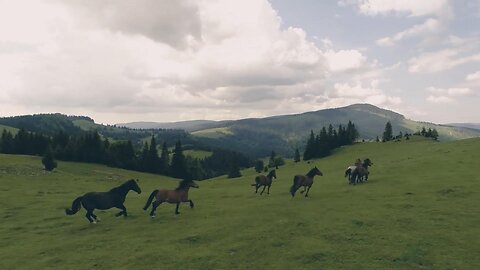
[0,137,479,269]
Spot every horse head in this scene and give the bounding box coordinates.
[363,158,373,167]
[128,179,142,194]
[268,169,277,180]
[177,179,199,190]
[307,166,323,177]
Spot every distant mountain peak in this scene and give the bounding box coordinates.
[344,103,405,120]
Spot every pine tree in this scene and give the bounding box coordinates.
[170,140,186,179]
[228,158,242,178]
[303,130,315,160]
[431,128,439,141]
[254,160,264,173]
[159,142,170,174]
[294,148,301,162]
[268,151,276,168]
[147,135,160,173]
[42,147,57,171]
[382,121,393,142]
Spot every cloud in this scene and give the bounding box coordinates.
[408,49,480,73]
[59,0,202,49]
[324,49,367,72]
[426,86,474,104]
[466,70,480,81]
[2,0,355,122]
[330,80,402,108]
[376,18,441,46]
[340,0,451,17]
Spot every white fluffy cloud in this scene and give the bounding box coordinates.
[342,0,451,17]
[426,86,474,104]
[0,0,335,122]
[376,18,441,46]
[408,49,480,73]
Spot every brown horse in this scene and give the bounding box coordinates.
[351,158,373,185]
[290,166,323,197]
[251,169,277,195]
[143,179,199,217]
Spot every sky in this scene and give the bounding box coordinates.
[0,0,479,125]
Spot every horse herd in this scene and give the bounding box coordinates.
[65,158,372,223]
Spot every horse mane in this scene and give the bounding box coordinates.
[267,170,276,178]
[175,179,192,191]
[108,179,135,193]
[306,167,318,177]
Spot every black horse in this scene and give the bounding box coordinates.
[351,158,373,185]
[290,167,323,197]
[65,179,142,223]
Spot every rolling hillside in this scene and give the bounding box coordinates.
[191,104,480,157]
[2,104,480,159]
[1,137,479,269]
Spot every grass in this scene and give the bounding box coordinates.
[191,127,233,138]
[184,149,213,159]
[0,124,19,134]
[0,137,479,269]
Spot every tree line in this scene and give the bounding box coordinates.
[0,129,251,180]
[302,121,359,160]
[381,121,439,142]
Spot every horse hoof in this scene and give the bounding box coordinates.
[91,221,97,224]
[150,215,155,218]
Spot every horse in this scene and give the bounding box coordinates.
[143,179,199,217]
[351,158,373,185]
[65,179,142,223]
[290,166,323,197]
[251,169,277,195]
[344,166,356,183]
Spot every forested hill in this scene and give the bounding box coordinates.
[189,104,480,157]
[0,114,90,135]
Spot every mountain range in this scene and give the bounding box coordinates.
[2,104,479,158]
[118,104,480,157]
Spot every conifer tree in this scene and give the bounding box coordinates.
[170,140,186,179]
[294,148,301,162]
[42,146,57,171]
[159,142,170,174]
[382,121,393,142]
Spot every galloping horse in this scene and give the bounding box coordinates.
[344,166,357,183]
[351,158,373,185]
[143,179,199,217]
[251,169,277,195]
[290,166,323,197]
[65,179,142,223]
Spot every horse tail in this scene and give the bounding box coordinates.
[65,196,83,215]
[290,176,299,197]
[143,189,159,210]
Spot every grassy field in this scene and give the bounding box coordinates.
[0,137,479,269]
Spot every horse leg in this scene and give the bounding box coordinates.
[150,200,162,218]
[91,213,99,222]
[260,185,267,195]
[300,186,307,194]
[188,199,194,208]
[267,184,271,194]
[305,185,312,197]
[255,184,259,193]
[85,209,95,223]
[115,204,127,217]
[175,202,181,215]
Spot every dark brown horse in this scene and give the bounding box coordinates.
[251,169,277,195]
[65,179,142,223]
[290,167,323,197]
[143,179,199,217]
[351,158,373,185]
